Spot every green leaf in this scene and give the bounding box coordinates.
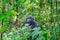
[15,0,26,5]
[4,0,8,4]
[2,25,7,33]
[0,14,6,20]
[42,15,48,19]
[5,11,11,15]
[32,27,41,40]
[27,4,32,9]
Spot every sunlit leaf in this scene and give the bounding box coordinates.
[27,4,32,9]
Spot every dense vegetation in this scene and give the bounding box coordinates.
[0,0,60,40]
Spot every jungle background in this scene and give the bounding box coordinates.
[0,0,60,40]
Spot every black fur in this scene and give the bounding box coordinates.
[22,15,40,40]
[22,15,39,30]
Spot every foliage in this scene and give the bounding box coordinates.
[2,26,49,40]
[2,27,30,40]
[0,0,60,40]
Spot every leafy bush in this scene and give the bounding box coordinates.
[2,27,30,40]
[1,0,60,40]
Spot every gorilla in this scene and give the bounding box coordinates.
[22,15,40,40]
[22,15,39,32]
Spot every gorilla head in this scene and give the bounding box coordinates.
[26,15,34,24]
[22,15,39,29]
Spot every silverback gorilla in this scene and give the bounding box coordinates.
[22,15,39,32]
